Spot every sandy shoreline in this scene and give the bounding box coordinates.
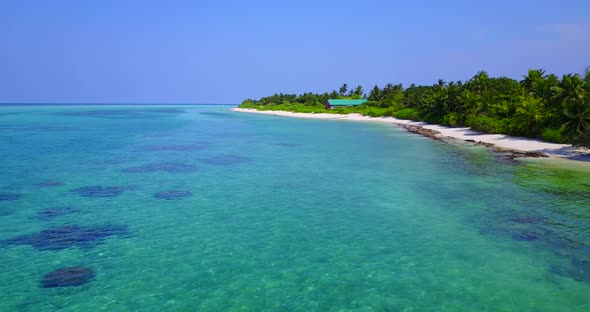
[232,108,590,162]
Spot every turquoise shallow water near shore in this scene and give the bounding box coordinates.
[0,105,589,311]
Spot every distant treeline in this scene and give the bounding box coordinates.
[240,69,590,148]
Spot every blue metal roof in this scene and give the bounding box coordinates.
[327,99,368,106]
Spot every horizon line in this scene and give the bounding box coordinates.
[0,103,238,106]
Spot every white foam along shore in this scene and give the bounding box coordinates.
[232,108,590,162]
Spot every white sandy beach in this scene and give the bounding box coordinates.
[233,108,590,162]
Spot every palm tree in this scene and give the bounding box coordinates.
[368,85,382,102]
[535,74,560,122]
[513,96,544,136]
[553,74,585,107]
[339,84,348,97]
[468,71,494,115]
[471,71,490,95]
[493,100,514,119]
[584,67,590,94]
[353,85,364,97]
[562,98,590,142]
[430,79,448,118]
[459,89,479,115]
[445,81,461,114]
[521,69,546,94]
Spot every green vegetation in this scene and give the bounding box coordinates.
[239,68,590,148]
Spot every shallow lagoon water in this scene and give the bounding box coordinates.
[0,105,589,311]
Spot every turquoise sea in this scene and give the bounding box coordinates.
[0,104,589,311]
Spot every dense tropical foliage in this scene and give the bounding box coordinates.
[240,69,590,148]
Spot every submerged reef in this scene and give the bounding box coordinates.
[509,215,545,225]
[200,155,252,166]
[41,267,95,288]
[122,163,199,173]
[154,190,192,200]
[199,111,239,118]
[71,186,127,198]
[3,225,129,251]
[35,207,80,221]
[137,142,208,152]
[512,231,542,241]
[0,193,21,201]
[551,256,590,283]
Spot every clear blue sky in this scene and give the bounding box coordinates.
[1,0,589,104]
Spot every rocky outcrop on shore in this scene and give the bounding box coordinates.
[400,124,444,141]
[400,125,549,161]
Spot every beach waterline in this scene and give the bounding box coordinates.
[233,107,590,162]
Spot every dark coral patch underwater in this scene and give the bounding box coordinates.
[2,224,130,251]
[35,207,80,221]
[509,215,545,224]
[0,193,21,201]
[71,186,127,198]
[200,155,252,166]
[38,180,64,187]
[199,111,241,118]
[551,256,590,283]
[41,267,95,288]
[154,190,192,200]
[569,257,590,282]
[512,231,542,241]
[122,163,199,173]
[137,142,209,152]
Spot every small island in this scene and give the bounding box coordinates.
[238,69,590,150]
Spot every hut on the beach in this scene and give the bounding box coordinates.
[325,99,368,109]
